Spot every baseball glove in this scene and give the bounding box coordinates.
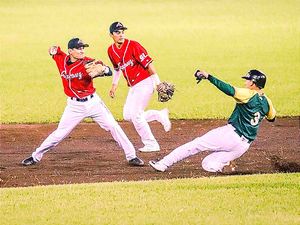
[84,60,105,78]
[157,81,175,102]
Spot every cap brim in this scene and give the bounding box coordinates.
[242,76,251,80]
[79,44,89,48]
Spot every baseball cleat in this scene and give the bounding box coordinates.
[22,156,37,166]
[149,160,168,172]
[128,157,145,166]
[138,145,160,152]
[161,108,171,132]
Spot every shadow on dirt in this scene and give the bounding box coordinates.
[270,155,300,173]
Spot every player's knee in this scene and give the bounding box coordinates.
[201,158,222,172]
[131,112,143,124]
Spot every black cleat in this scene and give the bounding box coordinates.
[128,157,144,166]
[22,156,37,166]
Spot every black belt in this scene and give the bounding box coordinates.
[233,128,253,144]
[71,94,94,102]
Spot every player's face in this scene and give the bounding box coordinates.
[110,30,125,45]
[69,47,85,62]
[245,79,254,89]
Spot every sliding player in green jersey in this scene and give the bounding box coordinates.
[149,69,276,173]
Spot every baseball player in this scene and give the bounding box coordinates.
[107,22,171,152]
[149,69,276,172]
[22,37,144,167]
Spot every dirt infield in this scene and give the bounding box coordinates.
[0,117,299,188]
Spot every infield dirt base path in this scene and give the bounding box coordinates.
[1,117,299,188]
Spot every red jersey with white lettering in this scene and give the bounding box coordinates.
[107,39,153,86]
[52,47,100,98]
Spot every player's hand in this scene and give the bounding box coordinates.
[194,69,209,84]
[49,46,58,56]
[196,70,209,78]
[109,84,118,98]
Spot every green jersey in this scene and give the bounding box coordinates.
[208,75,276,141]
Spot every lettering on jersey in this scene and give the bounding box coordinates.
[139,53,147,62]
[60,71,83,80]
[118,59,134,71]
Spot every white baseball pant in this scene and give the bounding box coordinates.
[158,124,251,172]
[123,77,165,148]
[32,93,137,161]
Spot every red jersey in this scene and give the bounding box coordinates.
[107,39,153,86]
[52,47,98,98]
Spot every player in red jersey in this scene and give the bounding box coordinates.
[107,22,171,152]
[21,37,144,167]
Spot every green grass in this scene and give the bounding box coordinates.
[1,3,299,225]
[0,0,299,123]
[1,173,299,225]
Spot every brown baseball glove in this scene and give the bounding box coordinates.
[157,81,175,102]
[84,60,105,78]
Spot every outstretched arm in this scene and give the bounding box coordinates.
[196,70,235,96]
[208,75,235,96]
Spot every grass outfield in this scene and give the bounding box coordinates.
[1,173,299,225]
[0,0,299,123]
